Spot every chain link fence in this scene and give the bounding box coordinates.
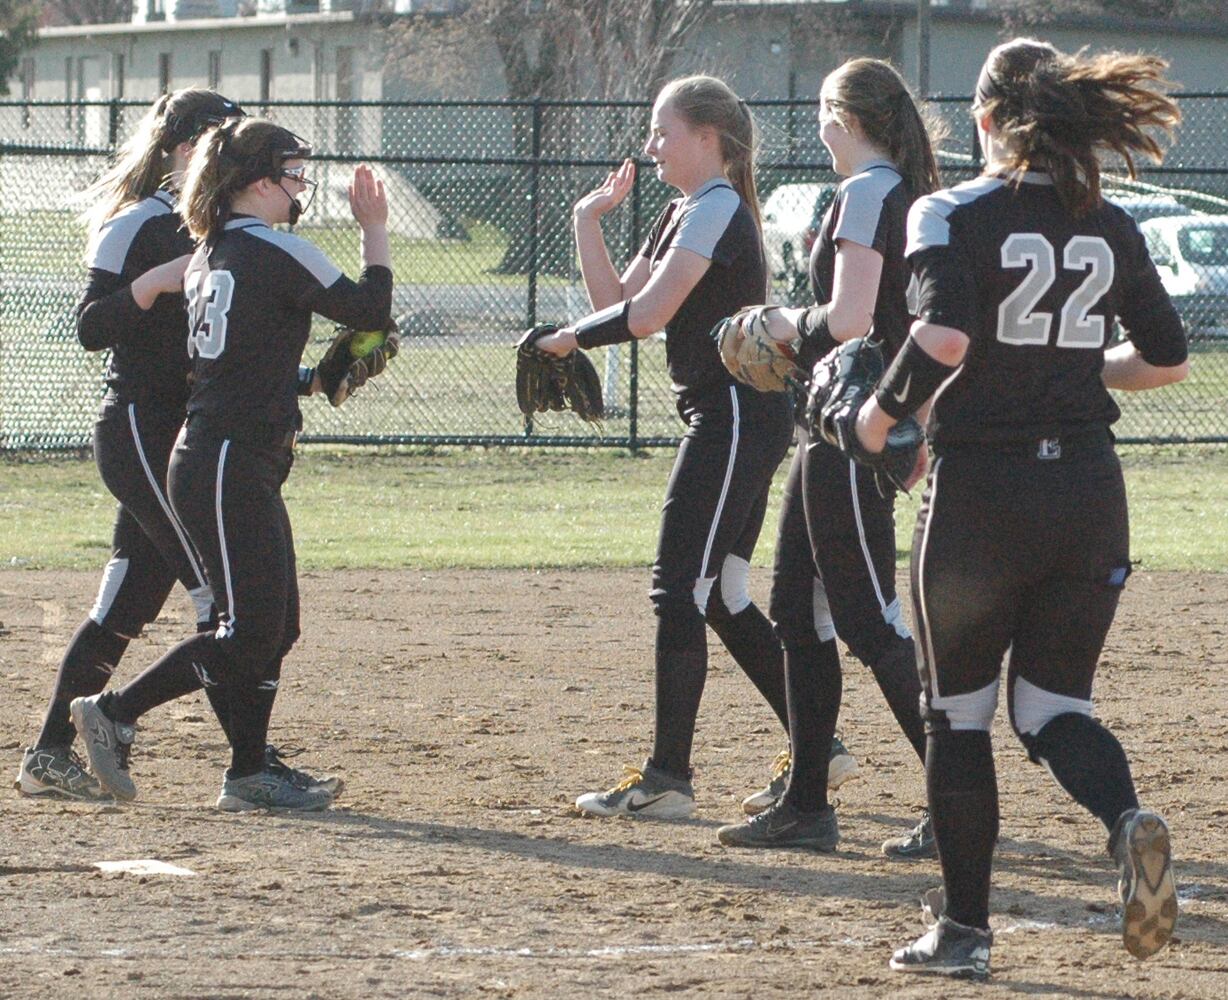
[2,95,1226,451]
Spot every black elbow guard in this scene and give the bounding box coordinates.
[574,300,634,350]
[875,337,958,420]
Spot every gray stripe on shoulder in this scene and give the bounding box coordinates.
[906,176,1004,254]
[833,167,902,248]
[85,196,173,273]
[672,185,740,260]
[244,227,342,288]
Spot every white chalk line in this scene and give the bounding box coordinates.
[0,937,863,964]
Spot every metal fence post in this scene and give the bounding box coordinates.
[527,97,542,330]
[108,99,121,149]
[629,163,641,451]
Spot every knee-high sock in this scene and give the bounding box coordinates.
[35,619,129,749]
[1029,712,1139,832]
[781,637,842,813]
[650,604,708,781]
[707,603,790,732]
[928,729,998,930]
[223,675,275,778]
[868,637,926,764]
[105,633,209,726]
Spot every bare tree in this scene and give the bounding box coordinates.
[41,0,133,25]
[1,1,37,95]
[386,1,716,275]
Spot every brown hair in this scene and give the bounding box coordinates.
[657,75,764,241]
[179,118,311,244]
[974,38,1180,215]
[821,58,943,198]
[82,88,243,237]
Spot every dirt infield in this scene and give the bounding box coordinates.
[1,568,1226,999]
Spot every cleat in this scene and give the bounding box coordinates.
[14,746,112,802]
[216,766,333,812]
[890,915,992,980]
[1111,808,1178,960]
[265,745,343,798]
[741,737,860,816]
[575,760,695,819]
[883,811,937,860]
[718,799,839,851]
[70,695,137,801]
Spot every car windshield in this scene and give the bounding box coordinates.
[1178,226,1228,266]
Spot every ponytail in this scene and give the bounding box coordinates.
[820,58,943,198]
[179,117,310,244]
[974,38,1180,215]
[81,88,245,239]
[658,75,764,246]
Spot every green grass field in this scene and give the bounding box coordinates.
[2,445,1224,573]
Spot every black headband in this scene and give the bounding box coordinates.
[975,63,1002,107]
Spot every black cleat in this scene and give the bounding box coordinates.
[882,811,937,860]
[717,799,839,851]
[890,915,992,980]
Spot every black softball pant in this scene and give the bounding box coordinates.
[91,402,213,638]
[168,423,301,686]
[911,433,1129,729]
[771,424,909,663]
[647,383,793,777]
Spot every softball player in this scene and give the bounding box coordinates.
[15,89,242,802]
[535,76,806,818]
[717,60,939,856]
[73,119,392,811]
[844,40,1185,977]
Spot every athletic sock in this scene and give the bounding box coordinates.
[649,604,708,781]
[928,729,997,931]
[780,637,842,813]
[106,633,212,725]
[224,678,273,778]
[706,603,790,731]
[35,619,130,750]
[1029,712,1140,831]
[867,637,927,763]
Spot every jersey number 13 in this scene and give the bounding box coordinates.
[186,269,235,360]
[997,234,1114,349]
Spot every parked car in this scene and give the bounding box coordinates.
[1140,215,1228,340]
[1105,192,1194,225]
[761,181,839,305]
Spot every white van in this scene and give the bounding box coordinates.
[1140,216,1228,340]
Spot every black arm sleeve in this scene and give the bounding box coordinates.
[911,245,977,334]
[76,268,147,352]
[303,264,393,332]
[1116,225,1188,368]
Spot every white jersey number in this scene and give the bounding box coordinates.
[186,269,235,360]
[996,233,1114,349]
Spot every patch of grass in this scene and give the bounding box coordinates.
[1,445,1224,574]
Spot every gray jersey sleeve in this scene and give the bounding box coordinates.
[247,227,344,289]
[671,185,740,262]
[832,169,902,250]
[84,198,171,274]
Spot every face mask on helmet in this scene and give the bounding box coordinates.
[272,133,315,225]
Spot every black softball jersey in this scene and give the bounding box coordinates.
[808,160,914,366]
[184,216,392,439]
[638,178,767,396]
[907,173,1188,450]
[78,190,195,410]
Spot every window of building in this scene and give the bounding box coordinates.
[20,57,34,100]
[208,51,222,90]
[158,53,171,94]
[336,46,357,149]
[260,48,273,106]
[65,57,73,127]
[111,53,125,99]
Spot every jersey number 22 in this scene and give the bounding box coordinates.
[997,234,1114,349]
[186,269,235,360]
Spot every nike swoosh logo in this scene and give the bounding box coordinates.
[893,373,912,404]
[626,794,668,813]
[768,820,799,835]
